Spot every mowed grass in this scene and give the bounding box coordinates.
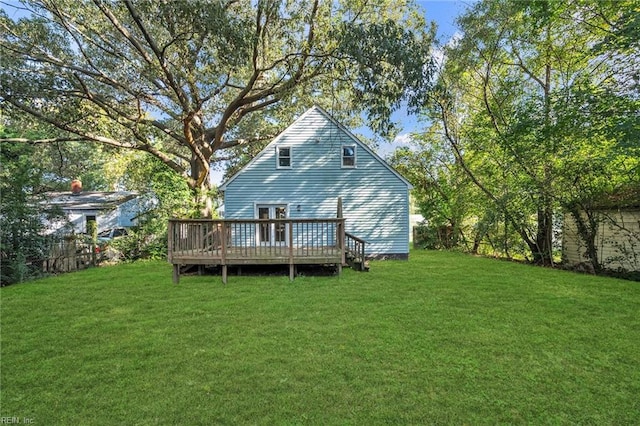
[1,251,639,425]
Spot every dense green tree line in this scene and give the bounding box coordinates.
[391,0,639,269]
[1,0,637,280]
[0,0,435,282]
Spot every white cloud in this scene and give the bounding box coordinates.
[433,31,463,69]
[393,133,414,147]
[377,133,417,159]
[447,31,463,48]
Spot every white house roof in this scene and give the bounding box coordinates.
[42,191,139,210]
[219,105,413,190]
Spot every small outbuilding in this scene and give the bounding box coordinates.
[563,189,640,273]
[42,189,142,236]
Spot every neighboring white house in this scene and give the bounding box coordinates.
[220,105,413,259]
[41,190,142,235]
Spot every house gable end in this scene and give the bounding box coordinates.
[220,105,411,191]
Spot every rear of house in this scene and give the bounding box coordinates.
[220,106,411,259]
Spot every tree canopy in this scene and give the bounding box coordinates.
[1,0,435,215]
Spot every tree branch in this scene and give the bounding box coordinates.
[218,134,276,150]
[123,0,191,112]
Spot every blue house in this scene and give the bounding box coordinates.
[220,106,412,259]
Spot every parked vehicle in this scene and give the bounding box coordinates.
[95,228,130,261]
[97,227,129,243]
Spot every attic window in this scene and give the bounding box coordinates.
[277,146,291,169]
[342,145,356,168]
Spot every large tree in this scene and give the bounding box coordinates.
[0,0,435,216]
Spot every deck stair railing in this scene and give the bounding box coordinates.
[344,232,368,272]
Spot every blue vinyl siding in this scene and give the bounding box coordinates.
[222,106,410,257]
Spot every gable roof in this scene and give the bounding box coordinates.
[220,105,412,190]
[41,191,139,210]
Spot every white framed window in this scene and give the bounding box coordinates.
[277,146,292,169]
[342,144,356,168]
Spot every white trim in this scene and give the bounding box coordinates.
[254,203,289,244]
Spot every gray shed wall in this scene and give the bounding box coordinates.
[563,209,640,272]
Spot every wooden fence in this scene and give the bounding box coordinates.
[42,238,97,274]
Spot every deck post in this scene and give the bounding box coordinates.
[288,220,294,281]
[337,198,346,268]
[168,220,177,283]
[338,219,345,266]
[221,221,227,284]
[172,264,180,284]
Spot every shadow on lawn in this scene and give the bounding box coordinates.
[181,264,340,278]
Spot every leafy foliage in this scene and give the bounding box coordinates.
[103,151,198,260]
[0,130,63,284]
[405,0,639,269]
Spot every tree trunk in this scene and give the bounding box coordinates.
[568,205,601,273]
[532,205,554,266]
[190,155,214,218]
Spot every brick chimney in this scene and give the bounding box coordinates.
[71,179,82,195]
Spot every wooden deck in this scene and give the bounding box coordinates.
[168,218,346,283]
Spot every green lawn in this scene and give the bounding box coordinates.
[1,250,639,425]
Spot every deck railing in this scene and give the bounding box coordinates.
[168,218,346,283]
[345,232,367,271]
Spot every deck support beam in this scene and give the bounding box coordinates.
[222,264,228,284]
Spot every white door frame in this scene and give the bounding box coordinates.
[255,203,289,245]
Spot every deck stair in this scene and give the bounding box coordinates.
[345,232,369,272]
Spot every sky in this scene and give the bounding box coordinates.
[375,0,474,158]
